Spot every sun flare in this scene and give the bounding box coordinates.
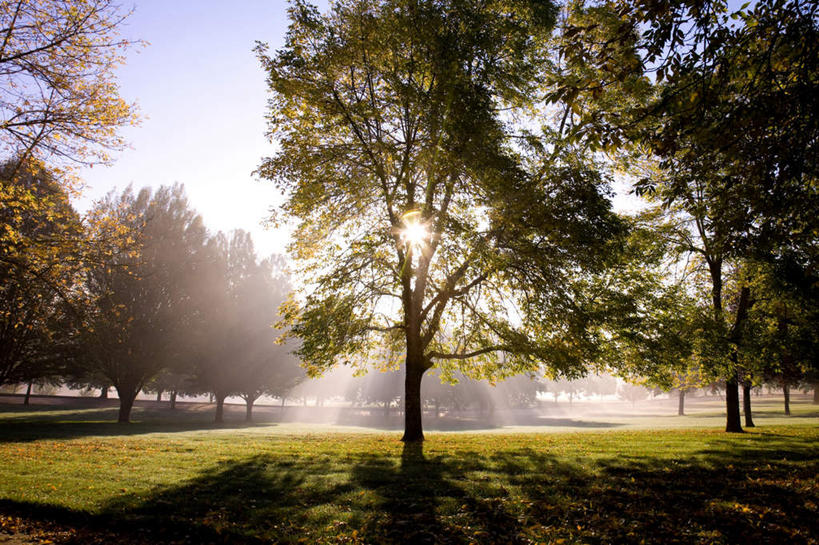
[400,221,429,247]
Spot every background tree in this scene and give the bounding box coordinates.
[144,369,191,409]
[742,262,819,417]
[494,373,545,409]
[261,0,624,442]
[190,231,300,423]
[618,381,649,408]
[233,254,304,422]
[77,185,209,423]
[552,0,819,432]
[580,373,618,400]
[0,159,81,389]
[349,367,404,417]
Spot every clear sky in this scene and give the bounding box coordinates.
[77,0,327,258]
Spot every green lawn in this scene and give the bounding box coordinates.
[0,402,817,544]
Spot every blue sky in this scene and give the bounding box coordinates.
[78,0,328,258]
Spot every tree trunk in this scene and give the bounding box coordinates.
[678,389,685,416]
[99,386,109,399]
[783,384,791,416]
[384,400,390,417]
[402,360,425,442]
[170,390,177,410]
[742,381,755,428]
[215,393,226,423]
[245,397,255,422]
[116,386,138,424]
[725,374,743,433]
[155,390,162,402]
[23,382,32,405]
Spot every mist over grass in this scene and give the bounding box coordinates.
[1,389,814,437]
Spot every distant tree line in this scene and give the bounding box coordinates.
[0,169,302,423]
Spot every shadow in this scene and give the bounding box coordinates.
[0,432,817,544]
[0,402,282,443]
[332,411,625,431]
[348,442,530,545]
[528,417,623,428]
[484,438,819,545]
[0,454,355,544]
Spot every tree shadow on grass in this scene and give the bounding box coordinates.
[0,405,282,443]
[488,439,819,545]
[349,442,534,545]
[0,454,357,544]
[0,435,817,544]
[346,435,819,545]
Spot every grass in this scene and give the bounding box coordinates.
[0,401,817,544]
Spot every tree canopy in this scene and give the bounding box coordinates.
[0,0,138,174]
[259,0,625,441]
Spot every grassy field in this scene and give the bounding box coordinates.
[0,401,817,544]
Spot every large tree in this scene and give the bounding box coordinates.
[0,159,82,388]
[259,0,624,441]
[552,0,819,431]
[78,185,209,423]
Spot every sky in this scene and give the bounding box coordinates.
[77,0,327,258]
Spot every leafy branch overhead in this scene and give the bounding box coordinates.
[259,1,624,385]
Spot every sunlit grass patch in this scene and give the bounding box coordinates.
[0,406,817,544]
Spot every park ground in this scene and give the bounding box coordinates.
[0,398,816,544]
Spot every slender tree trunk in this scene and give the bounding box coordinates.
[783,384,791,416]
[725,374,743,433]
[402,359,425,442]
[99,386,109,399]
[245,397,254,422]
[116,386,138,424]
[742,381,755,427]
[156,390,162,402]
[170,390,177,410]
[813,384,818,404]
[678,389,685,416]
[280,397,286,408]
[215,393,226,423]
[23,382,32,405]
